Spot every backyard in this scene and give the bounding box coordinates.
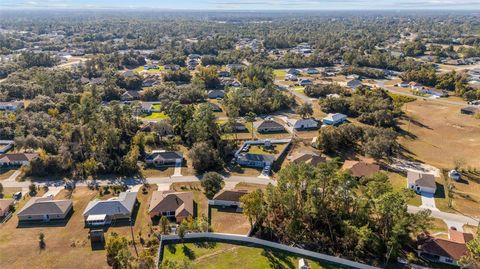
[162,243,346,269]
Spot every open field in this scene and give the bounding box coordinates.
[0,186,159,269]
[142,111,170,120]
[210,207,251,235]
[434,171,480,217]
[162,243,345,269]
[397,99,480,169]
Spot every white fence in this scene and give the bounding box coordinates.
[157,232,380,269]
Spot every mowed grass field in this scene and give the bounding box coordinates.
[162,243,346,269]
[0,186,159,269]
[398,99,480,169]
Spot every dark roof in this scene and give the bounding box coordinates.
[407,171,436,189]
[146,151,183,161]
[257,120,284,130]
[239,153,274,163]
[342,160,380,178]
[212,190,248,202]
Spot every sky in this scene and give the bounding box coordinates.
[1,0,480,10]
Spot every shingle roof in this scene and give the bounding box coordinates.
[419,236,472,260]
[212,190,248,202]
[83,191,137,217]
[148,191,194,218]
[342,160,380,178]
[17,197,72,216]
[0,153,39,163]
[407,171,436,189]
[448,229,474,244]
[257,120,284,130]
[0,199,14,211]
[146,151,183,162]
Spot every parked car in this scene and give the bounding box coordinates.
[13,192,22,200]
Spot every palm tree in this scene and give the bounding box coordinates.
[160,216,170,235]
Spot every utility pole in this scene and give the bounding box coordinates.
[130,218,139,257]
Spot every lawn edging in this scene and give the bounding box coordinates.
[156,232,380,269]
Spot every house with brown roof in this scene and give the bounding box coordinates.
[407,171,437,194]
[255,120,285,133]
[418,229,474,266]
[17,196,73,222]
[0,199,14,217]
[208,190,248,208]
[0,153,39,166]
[342,160,380,178]
[288,152,326,167]
[148,191,193,223]
[145,150,183,167]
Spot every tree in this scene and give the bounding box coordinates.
[244,112,256,140]
[105,233,129,268]
[240,189,264,227]
[29,183,37,196]
[38,233,46,249]
[160,216,170,235]
[459,232,480,268]
[0,182,3,197]
[295,103,313,119]
[201,172,224,199]
[177,221,187,244]
[188,142,221,172]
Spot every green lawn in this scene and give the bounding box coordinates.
[292,86,305,93]
[142,112,170,120]
[162,243,346,269]
[388,172,422,206]
[151,104,161,110]
[248,143,287,155]
[133,65,165,73]
[273,69,287,78]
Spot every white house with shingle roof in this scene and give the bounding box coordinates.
[407,171,437,194]
[83,191,137,226]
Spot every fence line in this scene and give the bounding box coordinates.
[156,232,380,269]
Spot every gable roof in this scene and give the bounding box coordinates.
[256,120,284,130]
[289,152,326,166]
[323,113,347,122]
[0,153,39,163]
[419,235,472,260]
[0,199,14,211]
[83,191,137,217]
[407,171,436,189]
[17,197,72,217]
[149,191,194,218]
[145,151,183,162]
[448,228,474,244]
[212,190,248,202]
[342,160,380,178]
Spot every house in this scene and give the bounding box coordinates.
[0,153,39,166]
[298,258,309,269]
[417,229,474,266]
[209,103,222,112]
[256,120,285,133]
[424,87,448,97]
[0,101,24,111]
[287,118,319,130]
[0,140,14,154]
[121,90,140,101]
[287,68,301,75]
[397,81,410,87]
[410,82,424,91]
[122,70,135,78]
[208,189,248,208]
[83,191,138,226]
[145,150,182,167]
[346,79,362,90]
[322,113,347,125]
[17,196,73,222]
[236,153,275,168]
[460,106,479,115]
[142,79,157,87]
[299,79,313,86]
[207,90,225,99]
[139,102,153,113]
[90,77,106,85]
[306,68,319,75]
[285,74,298,81]
[288,152,326,166]
[0,199,14,217]
[222,121,247,132]
[407,171,437,194]
[342,160,380,178]
[218,71,231,77]
[148,191,193,223]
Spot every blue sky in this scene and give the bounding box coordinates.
[2,0,480,10]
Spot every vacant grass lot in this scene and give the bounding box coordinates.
[142,111,170,120]
[163,243,345,269]
[210,207,251,235]
[398,99,480,169]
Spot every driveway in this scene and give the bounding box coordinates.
[42,187,63,198]
[172,159,183,177]
[420,192,438,211]
[390,158,440,177]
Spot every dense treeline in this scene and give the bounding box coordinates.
[241,161,431,266]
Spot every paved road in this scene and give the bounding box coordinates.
[376,80,467,107]
[275,79,312,104]
[408,205,479,231]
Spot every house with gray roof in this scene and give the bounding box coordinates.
[255,120,285,133]
[83,191,138,226]
[145,150,183,167]
[17,196,73,222]
[407,171,437,194]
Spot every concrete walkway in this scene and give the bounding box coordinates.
[420,192,438,211]
[408,205,479,230]
[4,170,22,182]
[172,159,183,177]
[42,187,63,198]
[156,183,171,191]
